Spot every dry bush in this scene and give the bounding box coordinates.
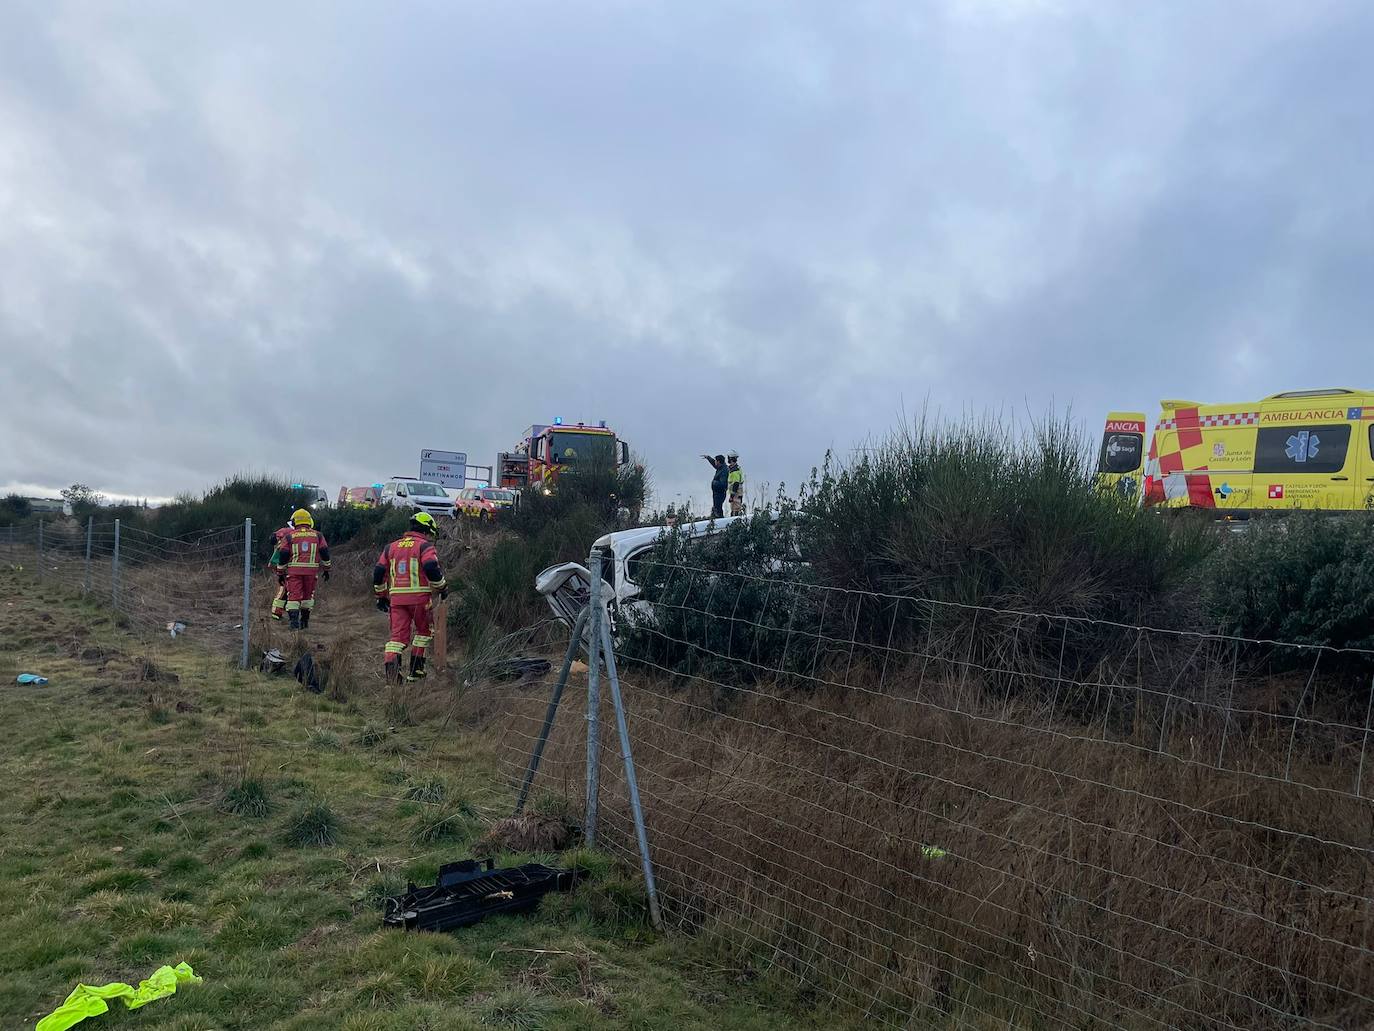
[477,814,578,856]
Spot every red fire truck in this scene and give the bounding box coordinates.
[498,420,630,492]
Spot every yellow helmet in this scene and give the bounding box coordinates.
[291,508,314,528]
[410,511,438,535]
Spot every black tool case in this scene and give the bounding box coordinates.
[383,858,583,932]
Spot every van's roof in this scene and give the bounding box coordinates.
[592,515,753,554]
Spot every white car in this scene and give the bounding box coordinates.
[536,515,755,633]
[379,477,455,520]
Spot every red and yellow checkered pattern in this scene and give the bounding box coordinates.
[1145,407,1219,508]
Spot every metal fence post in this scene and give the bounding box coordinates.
[516,605,591,815]
[585,548,605,845]
[598,614,665,930]
[241,518,253,669]
[36,518,43,581]
[112,519,121,609]
[84,516,94,595]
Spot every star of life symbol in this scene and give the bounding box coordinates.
[1285,431,1320,463]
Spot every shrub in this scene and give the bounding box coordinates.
[1,493,32,521]
[802,413,1207,622]
[1203,513,1374,652]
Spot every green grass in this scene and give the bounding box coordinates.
[0,570,855,1031]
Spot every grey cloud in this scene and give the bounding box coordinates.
[3,0,1374,511]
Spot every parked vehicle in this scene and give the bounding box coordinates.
[499,419,631,493]
[1096,388,1374,513]
[455,486,517,521]
[338,485,382,508]
[378,477,454,520]
[292,483,331,510]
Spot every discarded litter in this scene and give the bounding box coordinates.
[494,656,553,681]
[16,673,49,686]
[36,961,201,1031]
[382,858,582,932]
[166,621,188,638]
[260,649,286,674]
[921,845,948,859]
[293,652,321,694]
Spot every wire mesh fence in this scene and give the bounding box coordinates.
[496,552,1374,1030]
[3,518,251,663]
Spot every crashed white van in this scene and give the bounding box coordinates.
[535,515,754,631]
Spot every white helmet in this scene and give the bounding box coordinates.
[727,450,739,460]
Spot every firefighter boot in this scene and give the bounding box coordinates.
[384,658,401,685]
[288,609,301,631]
[408,655,427,681]
[300,608,311,630]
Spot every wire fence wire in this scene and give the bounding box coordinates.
[3,518,250,660]
[496,555,1374,1031]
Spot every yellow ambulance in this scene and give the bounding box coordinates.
[1096,389,1374,512]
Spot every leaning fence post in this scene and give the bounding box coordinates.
[241,518,253,669]
[516,605,591,815]
[36,518,43,581]
[84,516,94,595]
[598,615,665,931]
[112,519,121,609]
[585,548,605,846]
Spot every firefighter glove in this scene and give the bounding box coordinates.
[376,597,390,613]
[277,573,286,585]
[322,569,330,581]
[439,586,450,601]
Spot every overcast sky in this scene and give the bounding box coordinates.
[3,1,1372,509]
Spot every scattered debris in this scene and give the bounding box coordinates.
[382,858,583,932]
[16,673,49,686]
[260,649,286,674]
[166,621,188,638]
[921,845,948,859]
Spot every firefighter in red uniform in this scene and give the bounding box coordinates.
[270,509,331,630]
[268,518,294,622]
[373,511,448,683]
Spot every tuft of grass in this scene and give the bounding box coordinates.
[306,727,343,751]
[476,987,558,1030]
[403,776,447,804]
[222,778,272,818]
[284,800,341,848]
[409,800,478,845]
[356,724,386,748]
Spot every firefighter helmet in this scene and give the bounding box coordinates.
[411,511,439,536]
[291,508,314,528]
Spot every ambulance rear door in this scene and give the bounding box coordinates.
[1096,411,1147,502]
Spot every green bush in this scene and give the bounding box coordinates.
[0,493,32,522]
[800,413,1208,624]
[453,501,617,639]
[1203,513,1374,652]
